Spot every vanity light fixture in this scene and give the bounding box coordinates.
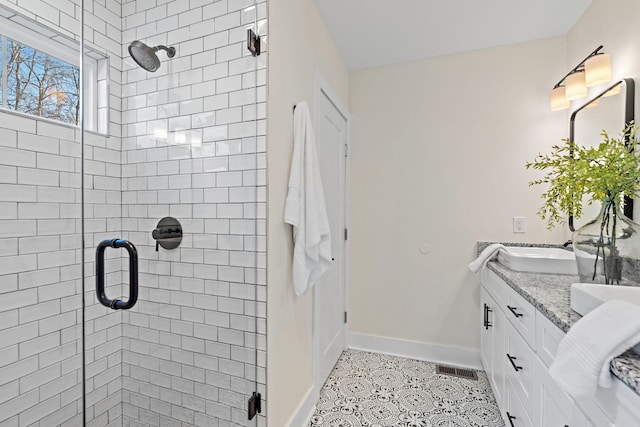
[550,45,611,111]
[585,53,612,87]
[550,86,570,111]
[565,71,588,100]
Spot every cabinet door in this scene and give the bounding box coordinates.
[503,284,537,347]
[535,308,565,368]
[504,376,534,427]
[481,287,505,407]
[505,321,537,419]
[480,288,494,374]
[537,356,588,427]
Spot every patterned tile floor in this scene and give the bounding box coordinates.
[309,350,504,427]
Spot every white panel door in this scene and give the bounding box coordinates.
[314,88,348,385]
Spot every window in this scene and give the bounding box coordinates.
[3,37,80,125]
[0,5,109,134]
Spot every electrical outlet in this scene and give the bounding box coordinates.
[513,216,526,233]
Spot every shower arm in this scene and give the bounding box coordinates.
[153,45,176,58]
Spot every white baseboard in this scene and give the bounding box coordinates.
[287,385,318,427]
[348,332,482,370]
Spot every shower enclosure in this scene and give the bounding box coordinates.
[0,0,266,425]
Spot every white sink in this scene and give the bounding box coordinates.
[497,246,578,275]
[571,283,640,354]
[571,283,640,316]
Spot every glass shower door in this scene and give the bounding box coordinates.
[82,1,266,426]
[0,0,265,425]
[0,1,84,425]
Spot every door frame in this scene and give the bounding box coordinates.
[312,70,351,391]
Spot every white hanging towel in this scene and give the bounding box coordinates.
[284,101,333,296]
[549,299,640,399]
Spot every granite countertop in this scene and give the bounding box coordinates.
[480,247,640,397]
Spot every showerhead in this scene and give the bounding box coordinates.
[128,40,176,72]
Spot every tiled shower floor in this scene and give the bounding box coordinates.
[309,350,504,427]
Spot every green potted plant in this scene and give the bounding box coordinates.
[526,125,640,284]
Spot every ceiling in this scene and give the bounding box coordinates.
[312,0,592,70]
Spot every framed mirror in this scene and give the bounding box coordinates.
[569,78,635,231]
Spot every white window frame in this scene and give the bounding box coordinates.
[0,9,109,135]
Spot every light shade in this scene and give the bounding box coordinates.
[550,86,570,111]
[585,53,612,87]
[565,71,587,100]
[585,98,600,109]
[603,84,622,98]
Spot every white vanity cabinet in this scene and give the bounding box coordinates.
[481,268,540,426]
[481,267,640,427]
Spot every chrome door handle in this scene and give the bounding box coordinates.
[96,239,139,310]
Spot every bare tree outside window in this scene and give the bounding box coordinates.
[5,38,80,125]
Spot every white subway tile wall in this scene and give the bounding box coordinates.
[0,0,266,426]
[0,0,124,425]
[121,0,267,425]
[0,114,125,426]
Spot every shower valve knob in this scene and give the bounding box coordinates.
[152,217,182,251]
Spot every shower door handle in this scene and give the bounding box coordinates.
[96,239,139,310]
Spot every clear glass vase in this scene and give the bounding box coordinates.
[572,200,640,285]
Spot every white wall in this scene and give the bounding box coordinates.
[347,38,569,355]
[266,0,349,425]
